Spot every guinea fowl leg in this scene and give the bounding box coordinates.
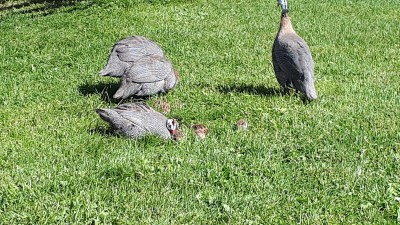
[282,80,292,94]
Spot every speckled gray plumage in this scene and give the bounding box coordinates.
[113,55,178,99]
[272,12,317,100]
[96,102,172,139]
[100,36,165,77]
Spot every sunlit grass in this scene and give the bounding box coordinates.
[0,0,399,224]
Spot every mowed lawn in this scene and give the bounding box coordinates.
[0,0,399,224]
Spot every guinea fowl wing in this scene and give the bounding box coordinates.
[99,44,129,77]
[116,108,171,139]
[115,36,164,62]
[100,36,165,77]
[274,34,314,79]
[115,102,157,113]
[114,110,149,131]
[126,56,173,83]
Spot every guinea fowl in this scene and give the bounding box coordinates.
[113,55,179,99]
[96,102,182,140]
[272,0,317,100]
[99,36,165,77]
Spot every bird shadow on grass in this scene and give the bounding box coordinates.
[79,81,121,104]
[0,0,93,17]
[216,84,282,97]
[88,126,114,137]
[78,81,150,104]
[216,84,314,104]
[0,0,188,16]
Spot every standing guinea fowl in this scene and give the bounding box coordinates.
[96,102,182,140]
[99,36,165,77]
[272,0,317,100]
[113,55,179,99]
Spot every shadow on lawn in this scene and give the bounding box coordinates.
[79,81,121,103]
[0,0,93,17]
[88,126,114,137]
[78,81,150,104]
[0,0,186,16]
[217,84,282,97]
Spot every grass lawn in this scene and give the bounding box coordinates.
[0,0,399,223]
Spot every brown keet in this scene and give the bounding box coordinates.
[236,119,248,130]
[192,124,208,139]
[154,99,171,114]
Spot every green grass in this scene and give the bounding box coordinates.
[0,0,399,224]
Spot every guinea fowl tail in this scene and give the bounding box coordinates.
[99,65,121,77]
[96,108,113,122]
[113,87,125,99]
[113,82,136,99]
[306,89,317,100]
[304,83,318,100]
[99,45,125,77]
[99,68,110,76]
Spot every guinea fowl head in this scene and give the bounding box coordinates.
[277,0,288,14]
[166,119,182,140]
[277,0,293,33]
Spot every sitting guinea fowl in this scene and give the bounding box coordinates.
[100,36,165,77]
[96,102,182,140]
[113,55,179,99]
[272,0,317,100]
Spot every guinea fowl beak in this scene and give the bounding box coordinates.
[170,129,177,135]
[170,129,183,141]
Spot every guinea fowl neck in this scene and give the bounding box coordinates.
[279,13,295,34]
